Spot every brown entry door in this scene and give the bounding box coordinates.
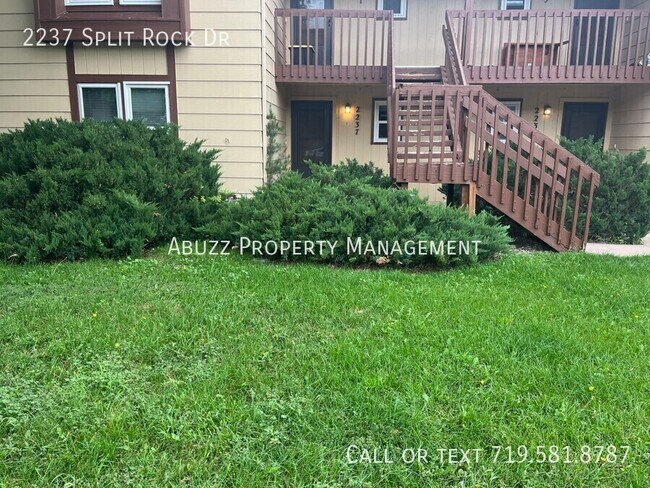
[561,102,608,142]
[290,0,333,66]
[291,101,333,176]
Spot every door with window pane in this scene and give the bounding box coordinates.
[571,0,619,66]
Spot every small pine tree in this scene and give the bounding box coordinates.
[266,108,290,184]
[561,137,650,244]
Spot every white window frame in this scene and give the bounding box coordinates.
[499,99,522,116]
[373,99,388,144]
[64,0,113,5]
[123,82,171,125]
[77,83,123,121]
[499,0,530,10]
[500,0,531,10]
[65,0,162,5]
[119,0,162,4]
[377,0,408,20]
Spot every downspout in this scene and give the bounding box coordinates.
[261,0,268,186]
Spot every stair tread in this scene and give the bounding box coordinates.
[395,66,444,83]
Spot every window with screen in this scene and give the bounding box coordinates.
[377,0,407,19]
[373,100,388,144]
[500,0,531,10]
[78,85,121,121]
[125,84,170,125]
[78,82,170,125]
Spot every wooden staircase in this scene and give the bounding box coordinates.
[387,22,600,251]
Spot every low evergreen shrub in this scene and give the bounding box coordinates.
[0,119,222,263]
[202,162,511,268]
[561,137,650,244]
[309,159,396,189]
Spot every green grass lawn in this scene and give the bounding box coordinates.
[1,252,649,487]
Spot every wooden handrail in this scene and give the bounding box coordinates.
[392,84,600,250]
[447,8,650,83]
[444,11,468,86]
[387,12,396,174]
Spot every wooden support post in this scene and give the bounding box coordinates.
[460,182,477,217]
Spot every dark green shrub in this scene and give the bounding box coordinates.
[561,137,650,244]
[309,159,396,189]
[0,118,222,263]
[202,163,511,268]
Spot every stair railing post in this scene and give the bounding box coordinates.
[386,12,395,179]
[463,1,474,66]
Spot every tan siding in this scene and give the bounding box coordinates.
[336,0,463,66]
[176,0,266,195]
[74,46,168,75]
[623,0,650,8]
[284,82,445,203]
[286,84,388,168]
[264,0,289,183]
[610,85,650,154]
[475,0,573,8]
[0,1,70,130]
[333,0,576,67]
[484,85,617,147]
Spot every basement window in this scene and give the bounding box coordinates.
[377,0,407,20]
[500,0,531,10]
[373,99,388,144]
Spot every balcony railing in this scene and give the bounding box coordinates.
[448,9,650,83]
[275,9,392,84]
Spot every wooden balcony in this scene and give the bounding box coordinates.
[448,9,650,83]
[274,9,392,84]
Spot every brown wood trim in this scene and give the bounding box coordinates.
[74,75,173,83]
[66,42,80,121]
[63,5,159,13]
[166,45,178,124]
[35,0,191,43]
[66,43,178,124]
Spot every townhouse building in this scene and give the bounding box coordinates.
[1,0,649,250]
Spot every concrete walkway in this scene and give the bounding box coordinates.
[586,233,650,256]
